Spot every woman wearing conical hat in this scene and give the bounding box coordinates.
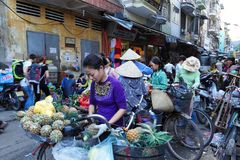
[174,56,201,89]
[174,56,201,115]
[116,61,148,111]
[120,49,153,75]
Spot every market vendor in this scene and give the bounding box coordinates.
[116,61,148,111]
[83,54,127,136]
[149,56,168,91]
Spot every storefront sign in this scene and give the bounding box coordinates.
[107,22,137,41]
[65,37,76,48]
[147,34,165,46]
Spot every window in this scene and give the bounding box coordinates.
[75,16,89,28]
[45,8,64,22]
[16,1,40,17]
[162,1,171,21]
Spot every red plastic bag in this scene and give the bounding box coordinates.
[78,94,90,109]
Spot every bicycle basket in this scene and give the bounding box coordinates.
[168,85,193,113]
[112,143,166,160]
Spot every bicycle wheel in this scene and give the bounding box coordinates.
[194,100,207,124]
[192,108,214,147]
[163,113,204,160]
[37,142,53,160]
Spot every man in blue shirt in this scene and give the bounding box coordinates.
[61,73,76,98]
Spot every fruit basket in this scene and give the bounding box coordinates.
[112,143,166,160]
[112,123,172,160]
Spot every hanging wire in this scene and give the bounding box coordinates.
[0,0,88,36]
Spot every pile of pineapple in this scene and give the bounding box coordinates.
[125,123,173,147]
[17,96,79,143]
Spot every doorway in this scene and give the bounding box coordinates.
[26,31,60,70]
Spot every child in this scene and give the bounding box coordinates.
[61,73,76,98]
[47,82,58,102]
[76,73,88,94]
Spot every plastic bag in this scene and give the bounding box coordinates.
[0,69,14,84]
[78,94,90,109]
[88,135,116,160]
[52,138,88,160]
[210,132,225,147]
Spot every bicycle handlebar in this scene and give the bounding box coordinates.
[226,85,239,90]
[77,114,111,130]
[221,72,240,79]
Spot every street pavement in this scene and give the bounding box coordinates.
[0,110,38,160]
[0,109,217,160]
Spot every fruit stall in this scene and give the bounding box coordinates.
[17,95,172,160]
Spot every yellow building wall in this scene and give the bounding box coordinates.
[6,0,102,69]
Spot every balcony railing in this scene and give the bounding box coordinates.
[196,0,206,10]
[209,8,217,18]
[181,0,195,16]
[145,0,161,10]
[209,27,217,35]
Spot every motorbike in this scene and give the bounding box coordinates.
[0,83,22,111]
[0,63,25,110]
[195,72,219,113]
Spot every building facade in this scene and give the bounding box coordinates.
[0,0,122,70]
[0,0,226,67]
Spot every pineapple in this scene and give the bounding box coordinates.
[139,123,172,147]
[26,109,34,118]
[29,123,41,134]
[63,120,71,126]
[16,111,26,119]
[28,106,35,113]
[41,115,53,125]
[32,114,44,125]
[52,112,65,121]
[40,125,52,137]
[68,107,78,119]
[50,130,63,143]
[22,121,34,131]
[52,120,64,130]
[20,116,32,124]
[126,127,142,142]
[61,105,70,113]
[69,107,77,114]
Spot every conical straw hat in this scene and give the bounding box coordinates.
[116,61,142,78]
[120,49,141,60]
[182,56,200,72]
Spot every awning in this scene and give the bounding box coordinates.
[177,39,206,53]
[104,14,133,30]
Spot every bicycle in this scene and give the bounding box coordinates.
[26,114,111,160]
[192,90,214,147]
[124,84,205,160]
[213,85,240,160]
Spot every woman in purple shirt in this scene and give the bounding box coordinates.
[83,54,127,130]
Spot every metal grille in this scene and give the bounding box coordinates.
[75,16,89,28]
[91,20,102,31]
[45,8,64,22]
[16,0,40,17]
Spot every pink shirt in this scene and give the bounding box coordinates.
[105,67,119,79]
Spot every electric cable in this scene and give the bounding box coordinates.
[0,0,88,36]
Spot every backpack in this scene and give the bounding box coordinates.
[27,64,44,84]
[12,60,24,80]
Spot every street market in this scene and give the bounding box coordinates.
[0,0,240,160]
